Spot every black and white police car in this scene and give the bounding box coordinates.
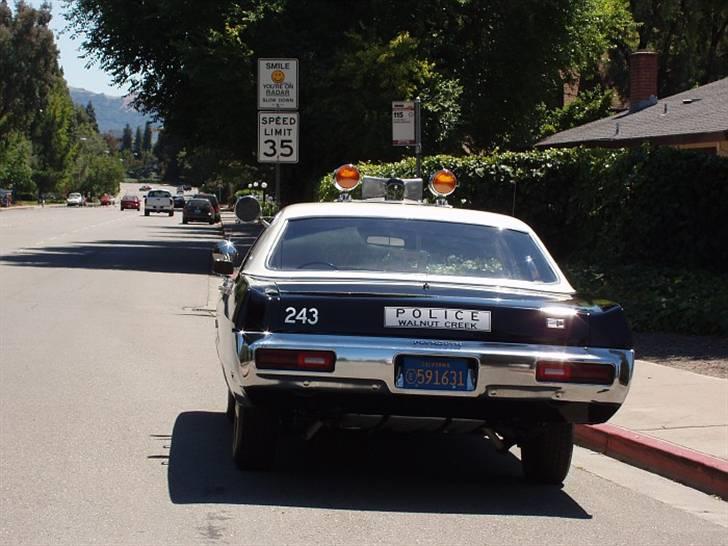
[213,165,633,484]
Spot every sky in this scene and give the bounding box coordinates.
[36,1,130,96]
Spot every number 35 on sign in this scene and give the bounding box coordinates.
[258,112,299,164]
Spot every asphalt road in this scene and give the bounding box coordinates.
[1,200,726,545]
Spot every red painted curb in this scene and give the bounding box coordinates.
[575,423,728,499]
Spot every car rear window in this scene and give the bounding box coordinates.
[147,190,171,198]
[267,217,558,283]
[196,194,218,206]
[188,199,211,207]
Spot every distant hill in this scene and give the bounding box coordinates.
[69,87,159,135]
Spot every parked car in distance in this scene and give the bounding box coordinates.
[173,195,186,209]
[193,193,220,222]
[183,198,215,224]
[66,192,85,207]
[0,188,12,207]
[144,189,174,216]
[120,194,141,211]
[100,193,114,206]
[139,184,152,191]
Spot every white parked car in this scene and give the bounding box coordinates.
[144,189,174,216]
[66,193,85,207]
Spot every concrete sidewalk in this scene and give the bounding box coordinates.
[576,359,728,498]
[220,210,728,498]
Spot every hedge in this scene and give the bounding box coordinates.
[317,146,728,273]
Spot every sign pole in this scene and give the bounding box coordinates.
[275,163,281,206]
[415,97,422,178]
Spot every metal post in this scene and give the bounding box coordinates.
[415,97,422,178]
[275,164,281,205]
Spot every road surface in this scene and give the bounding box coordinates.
[1,201,726,545]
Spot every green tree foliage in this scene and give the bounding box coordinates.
[30,78,77,195]
[85,100,99,132]
[536,87,615,140]
[72,109,123,196]
[65,0,641,198]
[0,1,118,199]
[0,130,34,194]
[142,121,152,153]
[631,0,728,95]
[120,123,132,151]
[0,1,59,139]
[133,125,142,156]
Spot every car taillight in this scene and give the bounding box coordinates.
[535,361,614,385]
[255,349,335,372]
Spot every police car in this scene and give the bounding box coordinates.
[213,165,634,484]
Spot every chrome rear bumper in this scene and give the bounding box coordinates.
[232,332,633,407]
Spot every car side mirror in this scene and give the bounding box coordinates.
[211,239,239,276]
[212,260,235,276]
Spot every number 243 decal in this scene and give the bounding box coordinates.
[284,307,319,325]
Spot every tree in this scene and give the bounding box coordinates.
[64,1,649,197]
[0,130,34,195]
[31,77,77,195]
[133,125,142,156]
[0,1,59,140]
[142,121,152,153]
[85,100,99,132]
[120,123,132,151]
[630,0,728,96]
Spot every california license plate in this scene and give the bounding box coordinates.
[396,356,476,391]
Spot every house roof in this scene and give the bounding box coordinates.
[536,77,728,148]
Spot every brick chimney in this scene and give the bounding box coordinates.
[630,50,658,112]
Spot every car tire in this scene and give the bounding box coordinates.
[232,402,278,471]
[182,218,188,224]
[209,219,215,225]
[144,210,150,216]
[168,211,174,217]
[520,423,573,485]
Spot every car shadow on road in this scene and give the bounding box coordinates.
[163,411,591,519]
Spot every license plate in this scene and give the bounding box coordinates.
[396,356,476,391]
[193,208,201,213]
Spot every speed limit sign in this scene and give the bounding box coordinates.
[257,112,299,163]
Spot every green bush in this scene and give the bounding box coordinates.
[316,147,728,335]
[564,262,728,336]
[317,146,728,272]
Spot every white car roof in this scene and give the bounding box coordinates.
[243,200,575,294]
[279,201,532,232]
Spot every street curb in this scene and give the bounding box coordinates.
[575,423,728,500]
[0,204,65,212]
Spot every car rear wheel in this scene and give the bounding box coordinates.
[520,423,573,485]
[182,218,188,224]
[232,402,278,471]
[168,211,174,217]
[144,210,150,216]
